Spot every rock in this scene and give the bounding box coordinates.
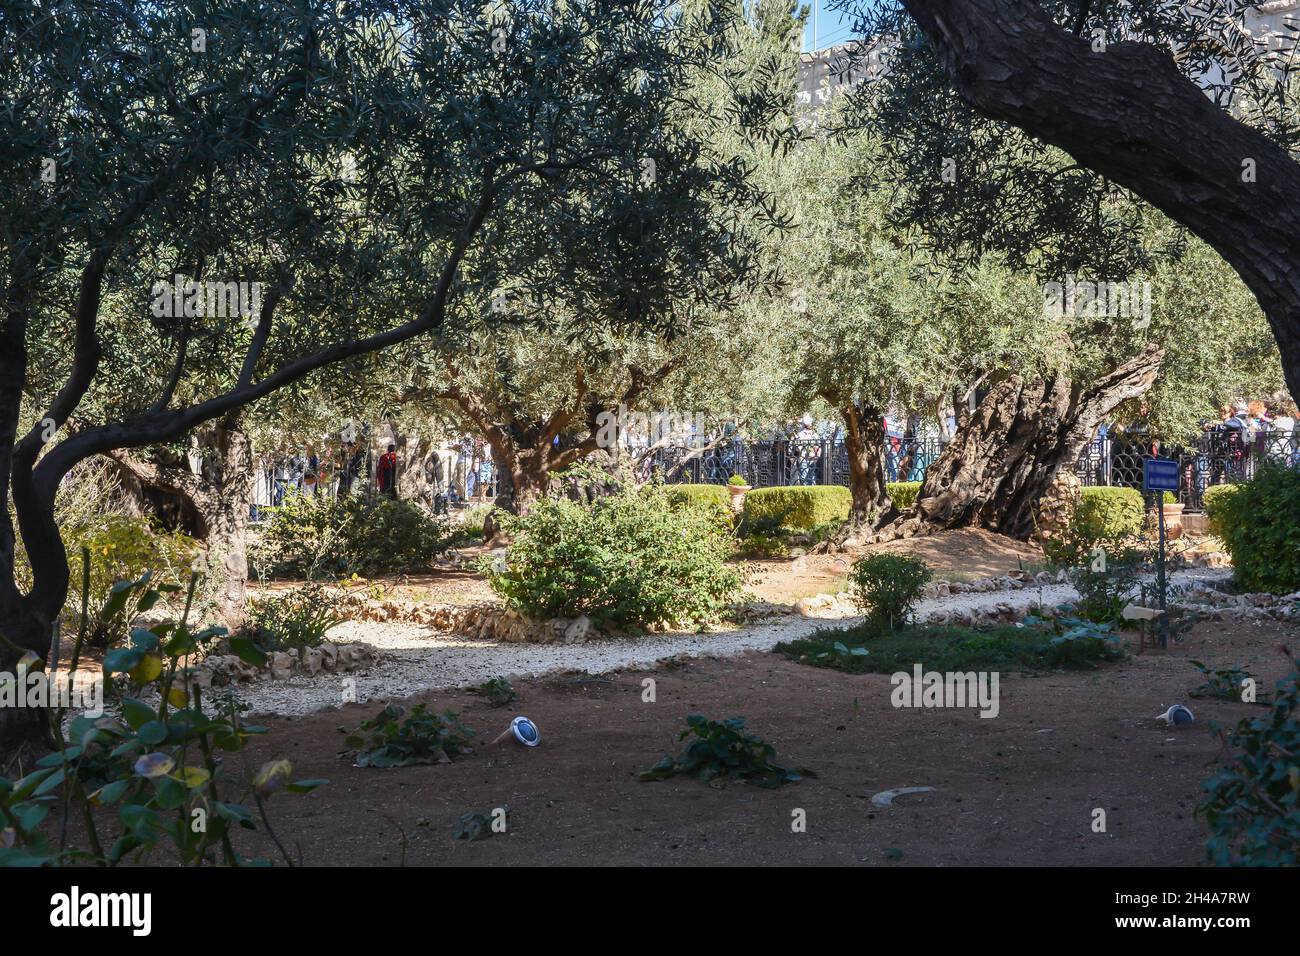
[268,652,295,679]
[302,647,324,676]
[230,658,261,682]
[797,593,835,615]
[564,615,592,644]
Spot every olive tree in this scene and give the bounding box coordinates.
[0,0,782,748]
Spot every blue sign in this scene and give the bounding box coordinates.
[1143,458,1180,493]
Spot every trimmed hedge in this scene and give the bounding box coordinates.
[1077,486,1144,540]
[743,485,851,530]
[1209,466,1300,594]
[887,481,922,510]
[664,484,731,515]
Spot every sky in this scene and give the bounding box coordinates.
[801,0,859,52]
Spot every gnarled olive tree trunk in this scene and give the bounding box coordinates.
[109,411,253,630]
[875,346,1163,542]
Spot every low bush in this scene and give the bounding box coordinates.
[1202,483,1241,537]
[61,515,200,647]
[639,716,811,788]
[1042,486,1150,623]
[1199,653,1300,865]
[483,485,741,629]
[776,617,1124,674]
[459,504,495,540]
[886,481,922,510]
[734,533,789,559]
[1189,660,1256,702]
[743,485,851,530]
[663,483,732,518]
[1209,465,1300,594]
[250,582,343,650]
[1076,486,1144,540]
[251,494,453,579]
[846,553,932,632]
[342,704,476,768]
[471,675,518,707]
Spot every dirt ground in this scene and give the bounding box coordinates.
[746,528,1044,603]
[223,616,1294,867]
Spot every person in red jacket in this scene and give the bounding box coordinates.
[377,443,399,499]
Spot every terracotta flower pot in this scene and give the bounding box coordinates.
[1161,502,1185,540]
[726,483,751,513]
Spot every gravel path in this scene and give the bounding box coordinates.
[238,568,1233,717]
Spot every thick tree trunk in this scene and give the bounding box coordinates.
[108,412,253,630]
[878,346,1163,541]
[902,0,1300,399]
[207,418,253,631]
[820,403,896,551]
[0,640,55,762]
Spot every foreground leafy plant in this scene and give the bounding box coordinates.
[1198,650,1300,865]
[0,571,324,867]
[639,715,811,788]
[343,704,475,768]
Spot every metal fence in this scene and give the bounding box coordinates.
[644,429,1300,512]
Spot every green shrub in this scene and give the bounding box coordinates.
[471,676,518,707]
[639,716,810,788]
[483,485,741,629]
[846,553,932,631]
[459,504,495,540]
[1203,482,1242,539]
[1043,486,1145,572]
[663,483,732,517]
[62,516,199,647]
[743,485,851,530]
[1077,486,1144,539]
[735,534,789,559]
[343,704,476,768]
[1211,465,1300,594]
[727,474,748,487]
[251,494,453,579]
[250,582,343,650]
[1199,654,1300,865]
[886,481,922,510]
[1189,660,1256,702]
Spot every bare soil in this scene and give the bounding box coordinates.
[747,528,1045,603]
[227,616,1293,867]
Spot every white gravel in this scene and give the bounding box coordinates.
[236,567,1233,717]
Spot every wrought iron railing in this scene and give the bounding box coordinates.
[642,429,1299,512]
